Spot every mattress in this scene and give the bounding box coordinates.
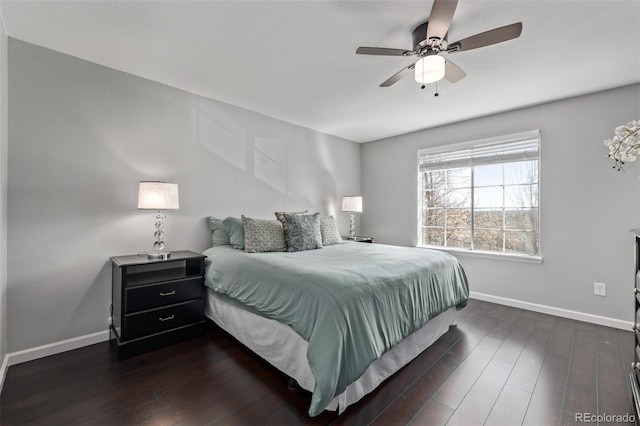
[204,288,458,414]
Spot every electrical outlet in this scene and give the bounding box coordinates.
[594,282,607,297]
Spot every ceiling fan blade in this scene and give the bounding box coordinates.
[356,47,416,56]
[380,63,416,87]
[447,22,522,53]
[426,0,459,43]
[444,59,466,83]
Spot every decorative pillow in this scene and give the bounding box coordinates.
[320,216,343,246]
[275,210,308,248]
[207,217,231,246]
[283,212,323,252]
[222,217,244,250]
[241,215,286,253]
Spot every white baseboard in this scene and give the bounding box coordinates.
[6,330,109,367]
[0,353,8,393]
[470,291,633,331]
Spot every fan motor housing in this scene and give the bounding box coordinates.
[412,22,448,53]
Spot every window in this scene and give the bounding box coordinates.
[418,130,540,257]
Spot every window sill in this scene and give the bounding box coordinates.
[416,244,543,264]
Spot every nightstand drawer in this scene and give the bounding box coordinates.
[123,300,203,340]
[124,277,202,313]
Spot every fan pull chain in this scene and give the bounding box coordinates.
[420,73,439,96]
[422,81,440,96]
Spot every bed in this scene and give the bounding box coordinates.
[202,238,469,417]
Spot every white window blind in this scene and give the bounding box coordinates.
[419,130,540,171]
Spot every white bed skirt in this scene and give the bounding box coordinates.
[204,287,457,415]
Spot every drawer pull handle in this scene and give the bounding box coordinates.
[160,290,176,297]
[633,362,640,370]
[159,315,175,322]
[635,288,640,294]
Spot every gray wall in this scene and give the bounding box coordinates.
[7,39,361,353]
[5,35,638,355]
[362,84,640,322]
[0,18,7,373]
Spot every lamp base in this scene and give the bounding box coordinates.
[349,213,356,240]
[147,252,171,260]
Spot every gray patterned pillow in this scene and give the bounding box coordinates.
[320,216,343,246]
[241,215,286,253]
[275,210,308,248]
[283,212,322,252]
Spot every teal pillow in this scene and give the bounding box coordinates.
[207,217,231,247]
[283,212,322,252]
[223,217,244,250]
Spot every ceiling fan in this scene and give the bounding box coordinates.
[356,0,522,88]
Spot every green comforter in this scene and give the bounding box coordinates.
[203,242,468,416]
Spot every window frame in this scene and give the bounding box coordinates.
[417,130,542,262]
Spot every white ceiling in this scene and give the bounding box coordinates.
[0,1,639,143]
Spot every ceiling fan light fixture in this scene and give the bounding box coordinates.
[414,55,445,84]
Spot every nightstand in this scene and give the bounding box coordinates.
[109,250,207,359]
[343,236,374,243]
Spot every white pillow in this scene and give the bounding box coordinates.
[320,216,343,246]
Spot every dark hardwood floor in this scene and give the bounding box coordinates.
[0,299,635,425]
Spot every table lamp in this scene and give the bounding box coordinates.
[341,196,362,240]
[138,181,179,260]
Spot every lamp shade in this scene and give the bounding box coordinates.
[414,55,446,84]
[137,181,179,210]
[341,196,363,213]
